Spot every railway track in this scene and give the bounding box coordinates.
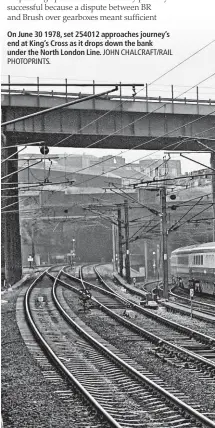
[96,269,214,332]
[170,286,215,305]
[74,267,215,373]
[19,266,215,427]
[92,267,215,339]
[18,270,111,428]
[169,287,215,319]
[55,270,215,426]
[124,272,215,321]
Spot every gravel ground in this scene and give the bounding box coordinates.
[150,306,215,337]
[1,284,104,428]
[63,286,215,413]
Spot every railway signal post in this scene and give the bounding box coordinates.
[190,288,194,318]
[28,255,33,269]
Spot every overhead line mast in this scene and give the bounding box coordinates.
[160,187,168,299]
[124,199,131,284]
[117,208,124,278]
[211,153,215,241]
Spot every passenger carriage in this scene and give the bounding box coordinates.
[170,242,215,296]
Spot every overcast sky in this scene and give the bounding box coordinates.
[1,0,215,172]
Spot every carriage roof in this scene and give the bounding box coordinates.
[171,242,215,255]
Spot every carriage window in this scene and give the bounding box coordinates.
[177,256,188,265]
[194,254,203,265]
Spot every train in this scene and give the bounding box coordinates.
[170,242,215,296]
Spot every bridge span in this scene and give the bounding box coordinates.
[2,84,215,151]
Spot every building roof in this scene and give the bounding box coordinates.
[112,167,150,180]
[139,158,181,166]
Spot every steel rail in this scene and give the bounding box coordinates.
[61,270,215,372]
[93,268,215,347]
[53,271,215,428]
[24,269,123,428]
[165,299,215,321]
[169,294,215,314]
[170,287,215,311]
[168,286,215,319]
[89,293,215,371]
[63,269,133,305]
[113,273,161,300]
[170,301,215,318]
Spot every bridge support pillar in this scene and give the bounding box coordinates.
[211,152,215,242]
[2,135,22,285]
